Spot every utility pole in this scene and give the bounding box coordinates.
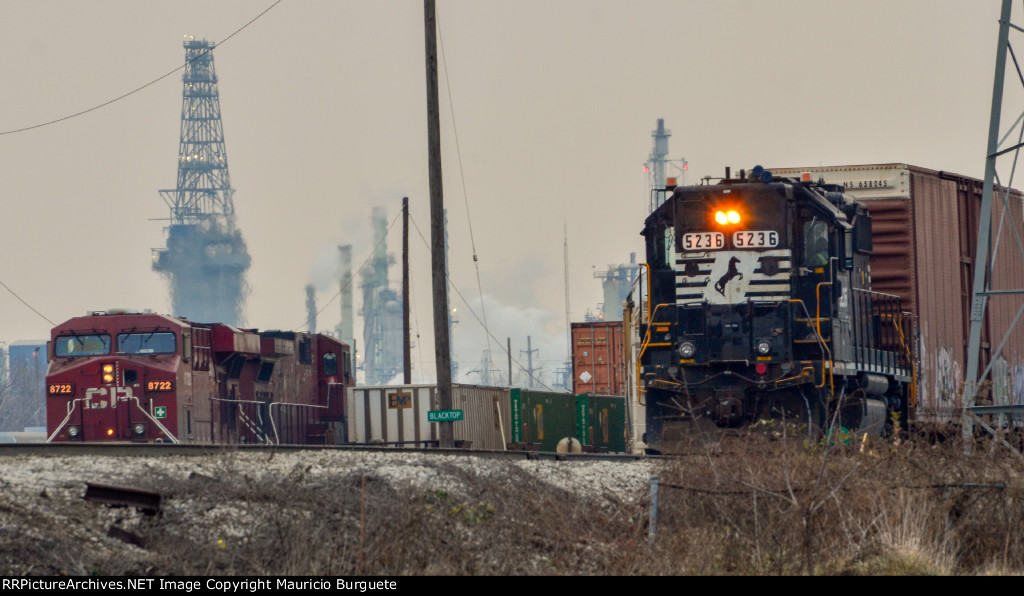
[424,0,453,447]
[402,197,412,384]
[507,337,512,386]
[521,336,538,388]
[564,223,571,384]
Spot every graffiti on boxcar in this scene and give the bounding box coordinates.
[1012,361,1024,407]
[935,347,960,406]
[992,356,1009,407]
[916,333,928,411]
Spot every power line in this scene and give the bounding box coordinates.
[0,280,56,327]
[0,0,284,137]
[436,12,493,362]
[0,2,285,333]
[408,213,556,392]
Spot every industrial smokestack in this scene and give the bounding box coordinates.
[305,284,317,333]
[337,244,354,345]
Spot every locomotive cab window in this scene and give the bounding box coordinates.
[323,352,338,376]
[117,332,177,355]
[803,220,829,267]
[54,334,111,357]
[256,361,275,383]
[662,225,676,267]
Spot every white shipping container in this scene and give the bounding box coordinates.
[347,384,512,450]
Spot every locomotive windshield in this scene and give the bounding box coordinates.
[55,334,111,357]
[117,332,177,355]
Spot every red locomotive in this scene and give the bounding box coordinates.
[45,310,352,444]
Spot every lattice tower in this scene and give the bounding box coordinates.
[152,37,250,326]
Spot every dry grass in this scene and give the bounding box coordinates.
[645,429,1024,575]
[2,432,1023,576]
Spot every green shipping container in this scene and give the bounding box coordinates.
[575,394,627,453]
[509,388,576,452]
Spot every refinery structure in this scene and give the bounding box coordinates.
[334,244,356,354]
[589,253,640,322]
[359,207,404,385]
[152,37,251,326]
[145,39,656,388]
[585,119,684,322]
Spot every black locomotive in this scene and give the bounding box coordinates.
[638,166,913,453]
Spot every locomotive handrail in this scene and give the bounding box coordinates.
[815,278,835,395]
[213,381,343,445]
[133,397,179,444]
[635,301,674,407]
[774,365,818,386]
[133,397,179,443]
[788,298,831,391]
[47,399,86,443]
[268,400,332,445]
[243,410,269,444]
[890,310,918,409]
[46,396,179,444]
[639,262,652,325]
[213,397,268,442]
[849,288,916,388]
[790,299,829,360]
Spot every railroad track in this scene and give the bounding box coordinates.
[0,442,653,462]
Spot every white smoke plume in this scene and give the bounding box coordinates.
[448,294,570,390]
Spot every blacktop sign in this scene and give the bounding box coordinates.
[427,409,463,422]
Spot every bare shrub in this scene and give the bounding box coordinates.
[646,431,1024,575]
[4,437,1023,576]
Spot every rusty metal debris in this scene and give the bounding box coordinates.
[83,482,162,516]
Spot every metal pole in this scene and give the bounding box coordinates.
[507,337,512,385]
[403,197,412,384]
[424,0,453,447]
[521,336,537,388]
[564,223,572,382]
[964,0,1013,451]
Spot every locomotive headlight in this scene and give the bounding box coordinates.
[756,340,772,355]
[679,342,696,358]
[714,210,742,225]
[133,423,146,436]
[101,363,115,384]
[67,425,80,438]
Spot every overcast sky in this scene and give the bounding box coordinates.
[0,0,1012,385]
